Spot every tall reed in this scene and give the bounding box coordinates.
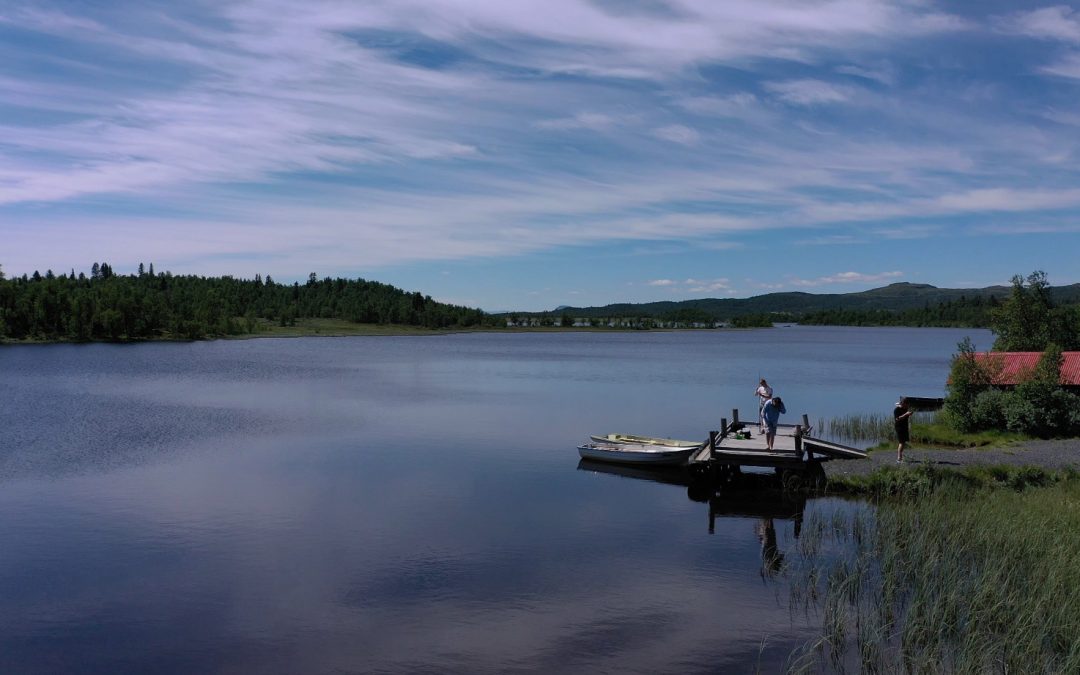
[785,473,1080,673]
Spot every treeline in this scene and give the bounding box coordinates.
[0,263,493,342]
[798,295,998,327]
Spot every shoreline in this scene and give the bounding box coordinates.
[824,438,1080,481]
[0,322,760,345]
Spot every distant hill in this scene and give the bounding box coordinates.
[521,282,1080,320]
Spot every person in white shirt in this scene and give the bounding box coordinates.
[755,379,773,433]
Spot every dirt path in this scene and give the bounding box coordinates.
[823,439,1080,479]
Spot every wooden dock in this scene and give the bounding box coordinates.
[687,408,865,490]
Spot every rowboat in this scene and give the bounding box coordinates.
[577,442,699,466]
[589,433,702,449]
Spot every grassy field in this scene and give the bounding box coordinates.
[787,470,1080,673]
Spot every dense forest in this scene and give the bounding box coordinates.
[0,263,493,342]
[797,295,998,327]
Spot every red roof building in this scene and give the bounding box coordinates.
[970,351,1080,387]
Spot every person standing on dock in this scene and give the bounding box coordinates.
[762,396,786,451]
[755,379,773,433]
[894,397,914,463]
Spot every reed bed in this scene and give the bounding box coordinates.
[821,412,941,443]
[785,472,1080,673]
[819,411,1024,448]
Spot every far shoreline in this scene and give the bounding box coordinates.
[0,320,989,346]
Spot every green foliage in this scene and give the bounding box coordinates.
[730,313,774,328]
[798,295,996,327]
[969,388,1007,430]
[659,307,713,325]
[991,270,1080,350]
[943,337,996,432]
[944,338,1080,438]
[0,262,493,342]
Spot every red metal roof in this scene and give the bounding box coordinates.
[971,352,1080,386]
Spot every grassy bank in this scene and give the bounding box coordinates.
[787,469,1080,673]
[826,462,1073,497]
[821,412,1029,449]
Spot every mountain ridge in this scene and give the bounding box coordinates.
[525,282,1080,319]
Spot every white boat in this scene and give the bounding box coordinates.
[577,442,699,466]
[588,433,702,449]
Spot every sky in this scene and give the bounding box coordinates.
[2,1,1080,311]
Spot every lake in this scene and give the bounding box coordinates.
[0,326,992,673]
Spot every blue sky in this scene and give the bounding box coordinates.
[2,1,1080,311]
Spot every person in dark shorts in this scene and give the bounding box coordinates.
[894,397,913,463]
[762,396,786,451]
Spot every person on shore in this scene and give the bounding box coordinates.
[762,396,786,451]
[894,397,914,463]
[755,379,773,433]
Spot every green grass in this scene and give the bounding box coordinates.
[786,474,1080,673]
[822,411,1030,450]
[826,463,1072,497]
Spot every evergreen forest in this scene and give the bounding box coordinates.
[0,263,493,342]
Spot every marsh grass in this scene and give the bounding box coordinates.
[821,412,1028,448]
[785,473,1080,673]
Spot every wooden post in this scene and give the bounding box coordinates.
[720,417,728,437]
[794,425,804,460]
[708,430,718,459]
[802,414,811,433]
[732,408,739,427]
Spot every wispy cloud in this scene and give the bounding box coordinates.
[998,6,1080,43]
[685,278,734,293]
[1,0,1078,309]
[789,271,903,287]
[536,113,625,131]
[653,124,700,145]
[765,79,853,105]
[835,63,895,85]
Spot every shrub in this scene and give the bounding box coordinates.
[970,389,1007,430]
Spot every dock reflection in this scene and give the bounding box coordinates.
[576,459,806,576]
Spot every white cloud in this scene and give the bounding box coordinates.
[1040,51,1080,79]
[789,271,903,287]
[653,124,700,145]
[764,79,852,105]
[536,112,622,131]
[998,6,1080,43]
[647,279,677,286]
[794,234,864,246]
[677,93,760,117]
[835,63,895,85]
[683,277,732,293]
[2,0,1078,291]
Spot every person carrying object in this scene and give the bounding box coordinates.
[762,396,786,451]
[894,397,914,463]
[754,379,773,433]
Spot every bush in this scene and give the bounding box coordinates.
[944,337,996,432]
[970,389,1007,430]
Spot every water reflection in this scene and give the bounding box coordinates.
[576,459,807,579]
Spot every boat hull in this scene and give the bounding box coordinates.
[577,443,697,466]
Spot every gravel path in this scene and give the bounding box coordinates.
[824,439,1080,479]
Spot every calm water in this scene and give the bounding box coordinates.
[0,327,991,673]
